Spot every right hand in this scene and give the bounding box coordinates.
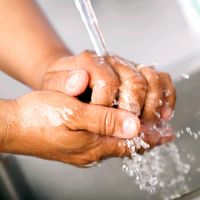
[42,51,176,123]
[3,91,140,166]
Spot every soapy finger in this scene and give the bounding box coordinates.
[138,66,164,122]
[159,72,176,120]
[45,50,120,106]
[106,55,147,116]
[77,51,120,106]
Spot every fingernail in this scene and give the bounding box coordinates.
[122,117,139,137]
[68,71,81,87]
[65,70,87,95]
[162,107,174,120]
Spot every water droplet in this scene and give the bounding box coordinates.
[154,112,161,119]
[183,164,190,174]
[136,176,140,181]
[186,127,192,136]
[159,182,165,187]
[197,168,200,172]
[112,99,118,106]
[182,73,190,79]
[176,131,181,138]
[129,170,134,177]
[150,177,158,186]
[159,99,163,106]
[122,164,128,172]
[193,132,198,140]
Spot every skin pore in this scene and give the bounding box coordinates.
[0,0,176,166]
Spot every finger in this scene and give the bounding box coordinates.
[47,50,120,106]
[140,122,161,147]
[66,102,140,139]
[65,135,130,167]
[79,51,120,106]
[99,136,131,159]
[140,121,175,147]
[159,133,175,144]
[107,55,147,116]
[159,72,176,120]
[139,66,164,122]
[43,70,89,96]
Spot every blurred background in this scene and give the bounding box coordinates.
[0,0,200,199]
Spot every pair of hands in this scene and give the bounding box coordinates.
[10,51,175,166]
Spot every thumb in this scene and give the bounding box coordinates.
[71,103,141,139]
[43,70,89,96]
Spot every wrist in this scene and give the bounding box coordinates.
[32,47,73,90]
[0,99,20,153]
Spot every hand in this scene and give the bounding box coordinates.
[4,91,140,166]
[42,51,176,123]
[42,50,120,106]
[106,56,176,122]
[139,121,175,152]
[105,56,176,149]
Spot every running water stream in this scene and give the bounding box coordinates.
[74,1,197,199]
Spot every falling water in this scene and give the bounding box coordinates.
[74,0,107,56]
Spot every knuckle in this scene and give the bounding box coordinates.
[80,50,95,59]
[100,109,116,136]
[64,103,84,130]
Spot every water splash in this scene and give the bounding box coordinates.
[176,72,190,82]
[176,127,199,140]
[123,141,191,198]
[122,123,200,199]
[182,73,190,79]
